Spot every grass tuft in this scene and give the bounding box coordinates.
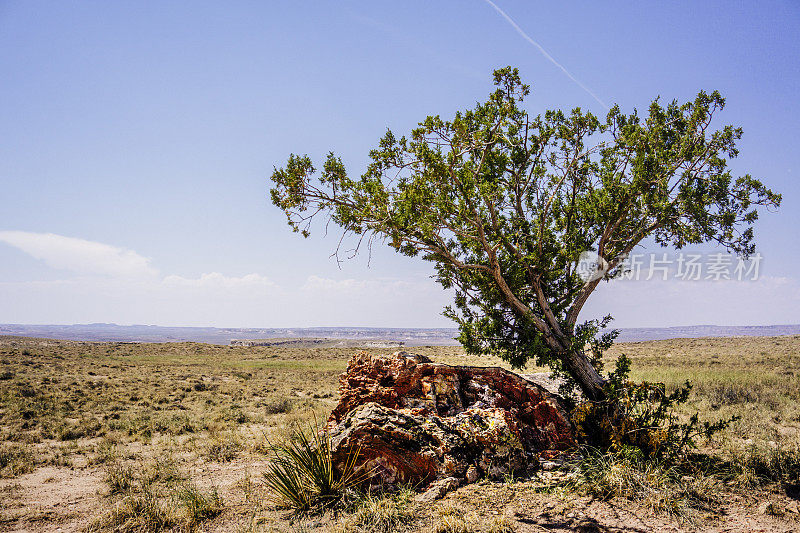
[104,462,135,494]
[265,397,293,415]
[729,443,800,486]
[0,442,36,478]
[336,488,415,533]
[89,482,176,532]
[175,483,224,526]
[430,506,475,533]
[204,433,242,463]
[565,447,719,520]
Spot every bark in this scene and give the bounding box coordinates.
[561,347,607,403]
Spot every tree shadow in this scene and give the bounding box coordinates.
[784,483,800,501]
[517,514,652,533]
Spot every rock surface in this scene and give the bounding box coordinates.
[327,351,576,495]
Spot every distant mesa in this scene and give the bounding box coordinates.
[1,323,799,345]
[229,338,406,349]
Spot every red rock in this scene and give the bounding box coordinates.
[327,351,575,494]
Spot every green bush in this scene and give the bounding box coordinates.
[572,354,738,460]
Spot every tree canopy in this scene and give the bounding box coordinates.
[270,67,780,401]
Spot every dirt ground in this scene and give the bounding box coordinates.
[0,335,798,532]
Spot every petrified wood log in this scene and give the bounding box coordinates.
[327,351,575,494]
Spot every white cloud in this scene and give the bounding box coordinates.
[5,232,794,329]
[0,273,451,328]
[0,231,157,278]
[0,232,293,325]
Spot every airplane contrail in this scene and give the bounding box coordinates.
[483,0,609,110]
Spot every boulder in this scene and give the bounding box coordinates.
[327,351,575,495]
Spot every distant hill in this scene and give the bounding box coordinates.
[0,323,798,345]
[615,324,800,342]
[0,323,459,346]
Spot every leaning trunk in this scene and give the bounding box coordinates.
[562,348,606,402]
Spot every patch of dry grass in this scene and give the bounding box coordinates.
[0,335,797,531]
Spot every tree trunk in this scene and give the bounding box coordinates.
[562,348,607,402]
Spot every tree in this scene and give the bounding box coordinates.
[269,67,780,403]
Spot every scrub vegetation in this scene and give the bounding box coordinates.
[0,334,798,531]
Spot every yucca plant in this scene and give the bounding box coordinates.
[264,419,365,512]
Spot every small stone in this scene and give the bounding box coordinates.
[758,501,785,517]
[541,461,559,471]
[466,466,480,484]
[415,477,461,502]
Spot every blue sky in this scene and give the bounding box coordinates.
[1,1,798,328]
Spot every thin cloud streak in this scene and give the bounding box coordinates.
[0,230,157,278]
[482,0,609,110]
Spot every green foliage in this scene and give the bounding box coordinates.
[270,66,780,399]
[572,355,738,460]
[264,421,365,512]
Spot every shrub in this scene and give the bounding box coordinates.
[572,354,737,460]
[265,397,293,415]
[263,420,364,512]
[0,442,36,478]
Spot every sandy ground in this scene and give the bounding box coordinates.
[2,456,798,532]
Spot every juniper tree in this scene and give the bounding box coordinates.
[269,67,780,402]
